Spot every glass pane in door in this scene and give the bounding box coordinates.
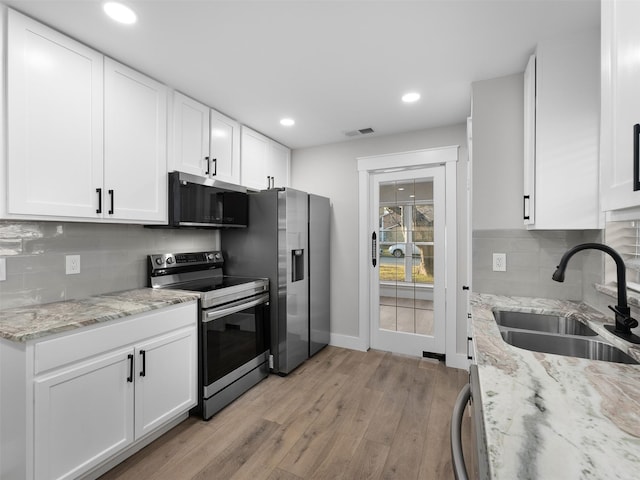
[379,178,435,335]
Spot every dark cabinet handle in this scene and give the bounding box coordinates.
[371,232,377,267]
[523,195,530,220]
[96,188,102,214]
[205,156,210,175]
[267,176,272,189]
[127,354,134,382]
[108,190,114,215]
[140,350,146,377]
[634,124,640,191]
[211,158,217,176]
[462,285,470,291]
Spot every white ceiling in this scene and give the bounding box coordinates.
[4,0,600,149]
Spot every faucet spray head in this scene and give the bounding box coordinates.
[552,266,565,282]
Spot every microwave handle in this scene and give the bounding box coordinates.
[203,293,269,322]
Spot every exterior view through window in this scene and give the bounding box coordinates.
[378,179,435,335]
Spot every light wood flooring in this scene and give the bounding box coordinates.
[99,346,470,480]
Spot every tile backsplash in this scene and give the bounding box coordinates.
[0,221,219,309]
[473,229,603,300]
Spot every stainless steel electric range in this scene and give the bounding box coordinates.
[148,251,270,420]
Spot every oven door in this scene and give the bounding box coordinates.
[201,293,270,397]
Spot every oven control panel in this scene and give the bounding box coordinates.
[149,251,223,271]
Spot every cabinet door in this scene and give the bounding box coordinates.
[34,348,134,480]
[241,126,270,191]
[269,141,290,189]
[523,54,536,226]
[7,9,104,218]
[601,0,640,211]
[104,58,167,223]
[210,109,241,184]
[134,327,197,438]
[171,91,210,177]
[534,31,599,229]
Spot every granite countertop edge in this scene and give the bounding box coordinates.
[471,293,640,480]
[0,288,200,343]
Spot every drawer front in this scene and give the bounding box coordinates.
[34,302,196,375]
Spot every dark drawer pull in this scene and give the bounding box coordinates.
[140,350,146,377]
[96,188,102,214]
[127,354,134,383]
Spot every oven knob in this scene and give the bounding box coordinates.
[207,253,214,261]
[166,257,174,265]
[155,258,163,266]
[215,253,222,260]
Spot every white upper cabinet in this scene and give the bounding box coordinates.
[209,108,241,184]
[7,9,104,218]
[170,91,241,184]
[170,91,211,177]
[5,10,167,224]
[523,29,601,229]
[601,0,640,213]
[104,59,168,223]
[241,126,290,191]
[269,140,291,189]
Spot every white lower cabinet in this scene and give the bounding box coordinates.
[134,328,197,437]
[0,301,197,480]
[34,348,134,480]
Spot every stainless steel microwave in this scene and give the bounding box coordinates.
[168,171,248,228]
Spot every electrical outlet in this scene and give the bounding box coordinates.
[65,255,81,275]
[0,258,6,281]
[493,253,507,272]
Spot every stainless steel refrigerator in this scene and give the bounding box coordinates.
[222,188,330,374]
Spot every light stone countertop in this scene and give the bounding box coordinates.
[0,288,199,342]
[471,293,640,480]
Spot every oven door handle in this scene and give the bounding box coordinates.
[203,293,270,323]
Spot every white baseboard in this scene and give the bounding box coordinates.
[329,333,368,352]
[446,353,470,371]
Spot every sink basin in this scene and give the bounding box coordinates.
[494,310,597,336]
[500,330,639,364]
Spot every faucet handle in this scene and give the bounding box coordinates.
[608,305,639,329]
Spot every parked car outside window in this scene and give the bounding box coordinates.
[387,243,421,258]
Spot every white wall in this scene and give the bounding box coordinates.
[472,73,525,230]
[290,125,468,346]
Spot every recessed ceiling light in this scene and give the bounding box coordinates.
[280,118,295,127]
[402,92,421,103]
[103,2,137,25]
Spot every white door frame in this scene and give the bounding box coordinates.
[357,146,459,365]
[370,166,445,356]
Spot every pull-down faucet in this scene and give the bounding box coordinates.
[552,243,640,344]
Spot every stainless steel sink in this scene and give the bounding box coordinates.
[493,310,597,336]
[500,330,639,365]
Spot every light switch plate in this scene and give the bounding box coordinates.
[0,258,6,281]
[493,253,507,272]
[65,255,81,275]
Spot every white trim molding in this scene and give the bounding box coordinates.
[357,145,460,366]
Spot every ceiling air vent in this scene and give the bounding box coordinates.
[344,127,375,137]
